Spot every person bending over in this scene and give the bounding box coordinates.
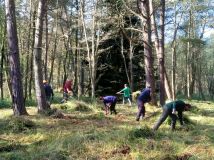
[136,86,151,121]
[153,100,191,131]
[100,96,117,115]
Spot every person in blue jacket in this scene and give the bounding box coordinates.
[153,100,191,131]
[136,86,151,121]
[100,96,117,115]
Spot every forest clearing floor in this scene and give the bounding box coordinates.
[0,99,214,160]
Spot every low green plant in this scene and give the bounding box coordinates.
[128,125,154,140]
[0,99,11,108]
[0,143,24,152]
[190,105,200,114]
[74,101,92,112]
[7,116,36,133]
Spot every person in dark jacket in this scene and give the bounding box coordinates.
[153,100,191,131]
[43,80,54,104]
[100,96,117,115]
[136,86,151,121]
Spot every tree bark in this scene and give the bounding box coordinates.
[24,0,33,100]
[0,26,6,99]
[29,9,36,99]
[120,33,131,86]
[33,0,49,112]
[5,0,28,115]
[138,0,157,105]
[44,9,48,80]
[149,0,165,106]
[0,43,5,99]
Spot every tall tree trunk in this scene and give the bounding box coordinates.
[77,4,84,98]
[29,9,36,99]
[129,32,134,92]
[164,68,172,100]
[48,31,58,83]
[186,10,191,99]
[57,58,61,88]
[0,43,5,99]
[73,0,79,93]
[138,0,157,105]
[44,10,48,80]
[171,2,180,100]
[4,48,12,98]
[33,0,49,112]
[5,0,28,115]
[48,0,60,84]
[90,3,98,99]
[24,0,33,100]
[171,43,176,100]
[80,0,93,98]
[0,25,6,99]
[159,0,165,105]
[120,33,130,86]
[149,0,165,106]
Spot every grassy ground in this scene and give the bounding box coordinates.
[0,99,214,160]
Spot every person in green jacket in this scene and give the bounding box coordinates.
[117,84,132,106]
[153,100,191,131]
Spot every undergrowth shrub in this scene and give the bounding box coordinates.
[128,126,154,140]
[7,116,35,133]
[60,104,68,110]
[1,152,26,160]
[0,99,11,108]
[190,105,200,114]
[25,99,37,107]
[0,143,24,152]
[74,101,92,112]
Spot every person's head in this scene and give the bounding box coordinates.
[43,80,47,84]
[124,84,127,87]
[99,96,104,100]
[184,103,191,111]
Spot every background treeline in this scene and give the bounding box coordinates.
[0,0,213,114]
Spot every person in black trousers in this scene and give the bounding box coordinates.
[43,80,54,106]
[153,100,191,131]
[136,86,151,121]
[100,96,117,115]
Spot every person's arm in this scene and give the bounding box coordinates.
[104,102,111,115]
[117,88,124,94]
[177,111,184,125]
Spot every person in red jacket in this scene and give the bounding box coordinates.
[61,79,73,103]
